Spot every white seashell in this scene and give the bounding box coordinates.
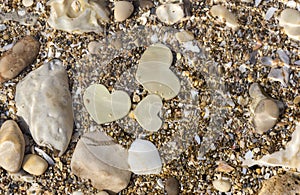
[136,43,180,100]
[47,0,109,33]
[265,7,277,20]
[133,94,163,132]
[210,5,239,30]
[128,139,162,175]
[83,84,131,124]
[34,147,55,166]
[156,4,184,25]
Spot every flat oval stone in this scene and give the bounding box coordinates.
[114,1,134,22]
[0,120,25,173]
[0,36,40,83]
[22,154,48,176]
[15,59,74,156]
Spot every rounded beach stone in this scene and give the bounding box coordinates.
[253,99,279,134]
[165,177,180,195]
[0,120,25,173]
[212,178,231,192]
[22,154,48,176]
[114,1,134,22]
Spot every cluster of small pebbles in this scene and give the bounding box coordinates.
[0,0,300,194]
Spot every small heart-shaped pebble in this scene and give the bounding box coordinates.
[83,84,131,124]
[136,43,180,100]
[134,94,163,132]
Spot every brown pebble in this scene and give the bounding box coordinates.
[0,36,40,83]
[165,177,180,195]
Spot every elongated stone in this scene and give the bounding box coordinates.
[15,59,73,156]
[0,36,40,83]
[0,120,25,173]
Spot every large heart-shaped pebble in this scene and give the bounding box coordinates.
[133,94,163,132]
[83,84,131,124]
[136,43,180,100]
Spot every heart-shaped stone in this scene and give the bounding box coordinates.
[136,43,180,100]
[83,84,131,124]
[133,94,163,132]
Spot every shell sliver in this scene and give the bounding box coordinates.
[128,139,162,175]
[83,84,131,124]
[133,94,163,132]
[136,44,180,100]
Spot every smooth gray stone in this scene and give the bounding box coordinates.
[15,59,73,156]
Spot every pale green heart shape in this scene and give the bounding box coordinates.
[133,94,163,132]
[83,84,131,124]
[136,43,181,100]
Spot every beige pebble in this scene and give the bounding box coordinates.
[0,120,25,173]
[22,0,34,7]
[279,8,300,26]
[22,154,48,176]
[0,36,40,83]
[210,5,239,29]
[175,30,194,43]
[212,178,231,192]
[249,83,281,134]
[114,1,134,22]
[278,9,300,41]
[253,99,279,134]
[156,4,184,25]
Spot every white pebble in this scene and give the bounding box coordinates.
[22,0,34,7]
[213,179,231,192]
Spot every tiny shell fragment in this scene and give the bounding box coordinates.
[210,5,239,29]
[0,36,40,83]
